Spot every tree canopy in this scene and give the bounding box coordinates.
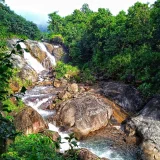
[48,1,160,97]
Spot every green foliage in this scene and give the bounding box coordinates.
[55,61,79,80]
[49,34,64,44]
[64,133,78,160]
[48,2,160,97]
[1,133,80,160]
[80,67,96,84]
[0,3,41,40]
[1,134,64,160]
[2,98,24,120]
[0,114,17,140]
[0,40,25,153]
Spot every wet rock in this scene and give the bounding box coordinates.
[67,83,79,94]
[123,95,160,160]
[102,82,143,114]
[78,148,109,160]
[10,54,26,69]
[55,93,113,138]
[44,43,54,53]
[25,41,46,62]
[42,130,60,142]
[25,40,52,69]
[44,43,65,62]
[14,107,48,135]
[19,64,38,83]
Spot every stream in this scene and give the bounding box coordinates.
[17,41,142,160]
[19,85,142,160]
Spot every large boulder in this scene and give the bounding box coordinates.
[101,82,143,114]
[14,107,48,135]
[123,95,160,160]
[55,93,113,138]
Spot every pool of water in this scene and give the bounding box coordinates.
[79,137,142,160]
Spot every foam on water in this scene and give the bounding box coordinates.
[19,42,45,73]
[38,42,56,66]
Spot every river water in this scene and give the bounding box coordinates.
[17,41,142,159]
[19,85,142,160]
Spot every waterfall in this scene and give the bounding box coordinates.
[19,42,45,73]
[38,42,56,66]
[20,85,73,152]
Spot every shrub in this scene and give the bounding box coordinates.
[49,34,64,44]
[1,134,64,160]
[55,61,79,80]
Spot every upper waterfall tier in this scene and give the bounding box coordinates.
[38,42,56,66]
[19,42,45,73]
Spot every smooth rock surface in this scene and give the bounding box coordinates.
[14,107,48,135]
[102,82,143,114]
[18,64,38,83]
[55,93,113,138]
[123,95,160,160]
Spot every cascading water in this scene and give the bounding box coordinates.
[17,41,142,159]
[19,83,142,160]
[38,42,56,66]
[19,42,45,73]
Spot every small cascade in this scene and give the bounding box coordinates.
[19,85,73,151]
[38,42,56,66]
[19,42,45,73]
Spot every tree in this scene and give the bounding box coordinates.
[81,3,92,14]
[151,0,160,51]
[125,2,152,49]
[48,11,64,34]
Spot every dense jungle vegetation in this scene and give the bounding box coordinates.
[0,1,41,51]
[0,0,160,159]
[48,1,160,98]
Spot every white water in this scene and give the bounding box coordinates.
[19,42,45,73]
[38,42,56,66]
[49,123,71,152]
[19,84,141,159]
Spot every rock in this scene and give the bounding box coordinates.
[79,86,86,93]
[61,78,68,87]
[78,148,109,160]
[44,43,54,53]
[58,91,72,100]
[44,43,65,62]
[19,64,38,83]
[55,93,113,138]
[14,107,48,135]
[42,130,60,142]
[25,40,52,69]
[102,82,143,114]
[67,83,79,94]
[53,79,61,88]
[10,54,26,69]
[47,103,56,110]
[123,95,160,160]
